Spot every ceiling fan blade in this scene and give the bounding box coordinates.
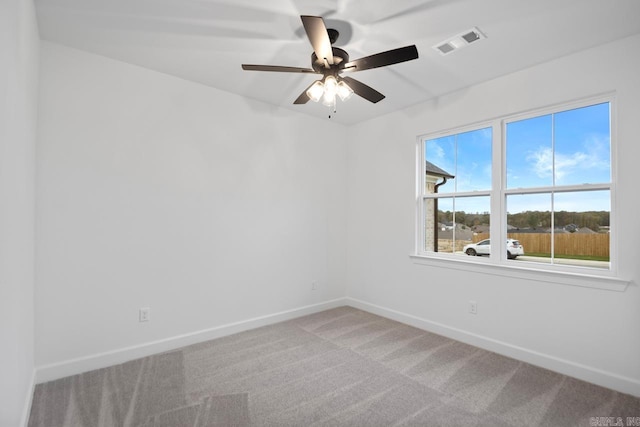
[301,15,334,65]
[342,45,418,72]
[341,76,385,103]
[242,64,317,73]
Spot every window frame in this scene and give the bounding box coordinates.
[416,121,495,257]
[413,93,627,291]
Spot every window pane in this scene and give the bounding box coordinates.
[424,196,490,255]
[553,191,610,268]
[425,127,492,194]
[456,128,492,192]
[554,103,610,186]
[506,193,552,264]
[456,196,491,258]
[506,115,552,189]
[425,136,455,193]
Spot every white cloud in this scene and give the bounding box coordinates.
[528,147,554,179]
[427,141,446,161]
[526,135,609,184]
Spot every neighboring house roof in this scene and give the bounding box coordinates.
[437,225,474,241]
[575,227,596,234]
[508,226,598,234]
[508,228,550,233]
[426,161,454,179]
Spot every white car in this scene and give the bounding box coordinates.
[463,238,524,259]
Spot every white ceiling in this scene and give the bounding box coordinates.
[35,0,640,125]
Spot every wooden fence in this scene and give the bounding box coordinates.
[472,233,610,257]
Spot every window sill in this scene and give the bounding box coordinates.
[409,254,630,292]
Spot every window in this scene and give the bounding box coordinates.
[417,96,614,275]
[421,126,492,255]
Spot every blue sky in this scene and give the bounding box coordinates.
[425,102,611,214]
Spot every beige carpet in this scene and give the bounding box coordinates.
[28,306,640,426]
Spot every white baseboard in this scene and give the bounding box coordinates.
[20,368,36,427]
[35,297,347,384]
[346,297,640,398]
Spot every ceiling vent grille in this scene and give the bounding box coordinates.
[433,27,486,56]
[436,43,455,55]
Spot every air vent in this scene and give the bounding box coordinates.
[436,43,455,55]
[461,30,481,44]
[433,27,486,56]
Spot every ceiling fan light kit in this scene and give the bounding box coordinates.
[242,15,419,116]
[306,76,355,108]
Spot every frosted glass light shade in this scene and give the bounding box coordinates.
[323,76,338,97]
[322,91,336,107]
[336,80,354,101]
[306,80,324,102]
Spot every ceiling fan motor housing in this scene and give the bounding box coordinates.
[311,47,349,74]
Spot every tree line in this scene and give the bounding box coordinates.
[438,210,610,232]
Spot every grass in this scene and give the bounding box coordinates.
[524,252,610,262]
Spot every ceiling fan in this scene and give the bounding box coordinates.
[241,15,419,108]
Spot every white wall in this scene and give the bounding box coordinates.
[35,42,347,375]
[346,34,640,396]
[0,0,39,425]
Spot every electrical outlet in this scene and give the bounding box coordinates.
[139,307,151,322]
[469,301,477,315]
[311,281,317,291]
